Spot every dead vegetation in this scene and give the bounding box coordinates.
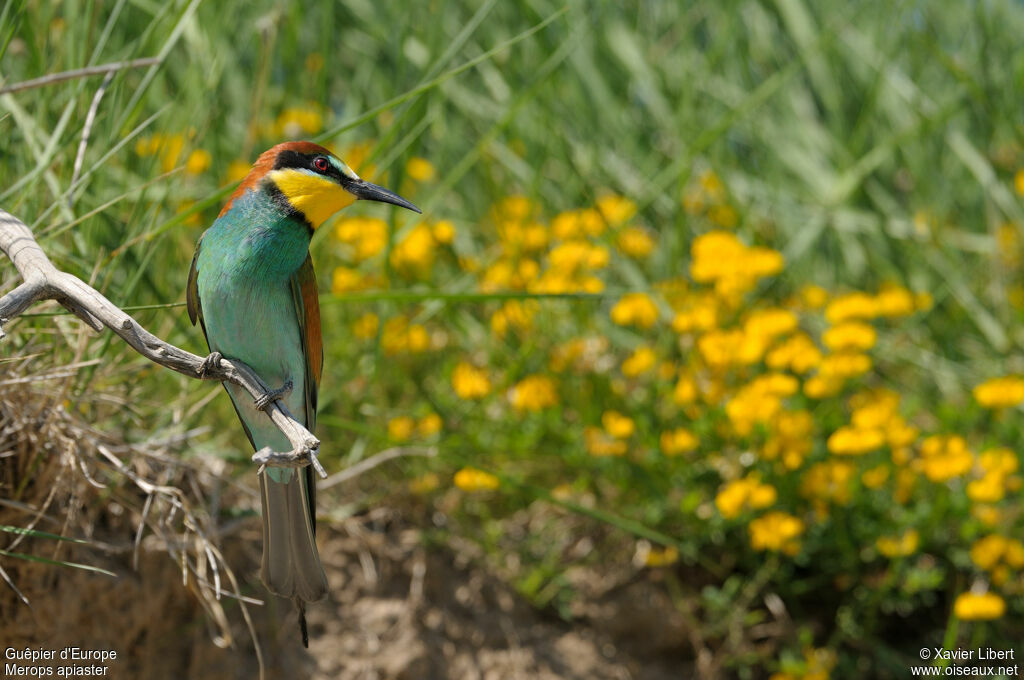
[1,348,696,680]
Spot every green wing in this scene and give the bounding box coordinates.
[186,234,257,449]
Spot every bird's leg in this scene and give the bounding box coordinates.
[254,379,293,411]
[198,351,223,378]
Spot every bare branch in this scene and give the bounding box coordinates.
[0,57,162,95]
[320,446,437,491]
[69,71,115,208]
[0,209,326,478]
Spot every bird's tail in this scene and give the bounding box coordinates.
[259,467,328,639]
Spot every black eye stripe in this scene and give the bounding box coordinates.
[273,150,349,183]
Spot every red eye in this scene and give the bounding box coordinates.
[313,157,329,172]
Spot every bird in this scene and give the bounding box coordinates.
[186,141,420,646]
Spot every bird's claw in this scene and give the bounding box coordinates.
[199,351,223,378]
[254,379,293,411]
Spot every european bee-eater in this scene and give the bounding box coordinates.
[186,141,420,645]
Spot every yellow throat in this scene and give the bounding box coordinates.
[269,168,357,229]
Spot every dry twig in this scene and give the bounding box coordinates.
[0,57,162,95]
[0,209,326,478]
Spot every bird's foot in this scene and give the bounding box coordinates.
[252,440,326,478]
[254,379,293,411]
[198,351,223,378]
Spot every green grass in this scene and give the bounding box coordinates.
[2,1,1023,677]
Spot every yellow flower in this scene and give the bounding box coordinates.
[800,461,855,505]
[861,464,890,489]
[491,300,537,338]
[973,376,1024,408]
[673,375,699,405]
[698,328,764,368]
[967,472,1008,503]
[352,312,379,339]
[968,448,1018,503]
[225,159,251,183]
[818,352,872,379]
[387,416,415,441]
[762,410,813,469]
[972,504,1003,526]
[185,149,211,175]
[454,467,499,492]
[970,535,1010,571]
[452,362,491,400]
[660,428,698,456]
[690,232,782,295]
[953,592,1005,620]
[510,375,558,411]
[827,426,885,455]
[724,375,796,436]
[601,410,635,439]
[275,105,324,138]
[744,308,798,340]
[548,338,586,373]
[799,284,829,308]
[979,447,1018,476]
[331,266,370,294]
[380,317,430,355]
[749,511,804,555]
[494,195,535,221]
[886,418,919,450]
[874,285,916,317]
[418,413,442,437]
[766,333,822,374]
[918,435,973,482]
[137,132,189,173]
[548,240,609,271]
[715,477,777,519]
[584,426,628,456]
[616,226,655,257]
[822,322,877,352]
[803,375,843,399]
[610,293,660,328]
[336,217,388,260]
[405,156,436,182]
[390,223,436,275]
[670,295,719,334]
[135,134,162,157]
[595,194,637,227]
[621,346,656,377]
[825,292,877,324]
[406,325,430,352]
[642,544,679,568]
[1015,169,1024,196]
[432,219,456,244]
[551,209,585,240]
[877,529,919,558]
[849,388,900,428]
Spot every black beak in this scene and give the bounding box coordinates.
[350,180,421,214]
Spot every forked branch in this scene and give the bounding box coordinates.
[0,209,326,478]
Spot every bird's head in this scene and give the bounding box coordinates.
[220,141,421,228]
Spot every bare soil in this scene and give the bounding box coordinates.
[2,504,690,680]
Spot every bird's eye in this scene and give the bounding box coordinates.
[313,157,329,172]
